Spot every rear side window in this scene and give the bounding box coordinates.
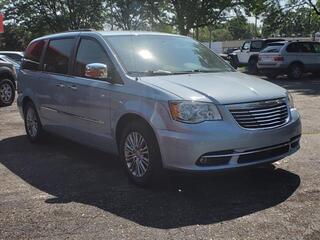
[43,38,75,74]
[250,41,263,51]
[242,42,250,50]
[313,42,320,53]
[22,40,45,70]
[300,43,314,53]
[74,38,111,77]
[286,43,300,53]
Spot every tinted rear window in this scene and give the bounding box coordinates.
[251,41,264,51]
[22,40,45,70]
[286,43,300,53]
[43,38,75,74]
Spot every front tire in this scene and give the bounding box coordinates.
[119,120,163,186]
[23,102,45,142]
[0,79,15,107]
[248,58,258,75]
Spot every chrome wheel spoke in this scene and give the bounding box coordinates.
[0,83,12,102]
[124,131,150,177]
[26,108,38,137]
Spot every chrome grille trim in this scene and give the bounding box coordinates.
[228,98,289,130]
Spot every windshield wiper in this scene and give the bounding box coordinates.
[127,70,174,76]
[127,69,224,77]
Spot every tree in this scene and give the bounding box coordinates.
[227,16,255,40]
[108,0,149,30]
[1,0,107,49]
[261,0,320,37]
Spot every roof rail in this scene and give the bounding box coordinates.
[65,29,96,32]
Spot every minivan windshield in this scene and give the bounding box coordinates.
[104,34,233,76]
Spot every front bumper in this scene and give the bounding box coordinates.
[156,108,301,172]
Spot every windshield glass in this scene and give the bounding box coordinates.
[104,34,233,76]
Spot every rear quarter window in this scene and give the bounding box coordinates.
[22,40,45,71]
[286,43,300,53]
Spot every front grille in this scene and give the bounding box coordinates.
[229,99,289,129]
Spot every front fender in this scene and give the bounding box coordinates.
[110,94,170,138]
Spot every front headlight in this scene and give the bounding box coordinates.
[168,101,222,123]
[287,92,294,108]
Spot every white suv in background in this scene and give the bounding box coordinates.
[258,41,320,79]
[229,39,283,74]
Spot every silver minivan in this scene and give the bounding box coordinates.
[17,31,301,185]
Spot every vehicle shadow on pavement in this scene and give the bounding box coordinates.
[0,135,301,229]
[264,75,320,96]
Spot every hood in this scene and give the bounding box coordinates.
[140,71,287,105]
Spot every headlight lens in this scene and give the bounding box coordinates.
[169,101,222,123]
[287,92,294,108]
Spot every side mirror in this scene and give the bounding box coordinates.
[85,63,108,80]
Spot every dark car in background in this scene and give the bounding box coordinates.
[0,51,24,64]
[258,41,320,79]
[0,59,16,106]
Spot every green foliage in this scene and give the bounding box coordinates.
[262,2,320,37]
[2,0,320,50]
[1,0,107,49]
[227,16,255,40]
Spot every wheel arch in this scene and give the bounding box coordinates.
[289,61,305,70]
[22,96,34,113]
[115,113,158,149]
[0,69,16,89]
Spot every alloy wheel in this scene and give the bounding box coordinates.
[0,82,13,103]
[26,107,38,138]
[292,66,302,79]
[124,131,150,177]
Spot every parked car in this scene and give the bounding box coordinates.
[0,59,16,107]
[258,41,320,79]
[229,39,284,74]
[0,51,24,64]
[0,54,21,73]
[17,31,301,186]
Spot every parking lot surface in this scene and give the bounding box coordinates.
[0,77,320,240]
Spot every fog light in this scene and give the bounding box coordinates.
[199,157,208,165]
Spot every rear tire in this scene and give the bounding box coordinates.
[288,64,303,80]
[0,79,15,107]
[248,58,258,75]
[23,101,45,143]
[119,120,163,187]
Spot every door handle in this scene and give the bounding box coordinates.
[68,85,78,91]
[56,83,65,88]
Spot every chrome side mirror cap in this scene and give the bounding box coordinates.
[85,63,108,79]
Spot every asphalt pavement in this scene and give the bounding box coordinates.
[0,76,319,240]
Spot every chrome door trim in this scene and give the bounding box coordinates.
[40,106,105,125]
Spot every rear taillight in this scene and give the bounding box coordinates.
[273,56,284,62]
